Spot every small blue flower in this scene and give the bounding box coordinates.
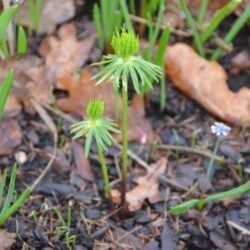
[211,122,231,136]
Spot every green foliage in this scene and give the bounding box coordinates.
[93,0,123,52]
[198,0,209,24]
[17,25,27,54]
[70,99,119,156]
[28,0,42,35]
[93,29,162,94]
[0,70,14,122]
[178,0,205,57]
[170,181,250,216]
[0,164,31,226]
[70,100,119,198]
[200,0,242,44]
[211,6,250,61]
[0,5,18,57]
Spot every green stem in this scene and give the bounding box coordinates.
[121,86,128,208]
[97,145,110,198]
[198,0,209,24]
[207,137,221,179]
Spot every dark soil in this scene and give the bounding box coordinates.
[0,1,249,250]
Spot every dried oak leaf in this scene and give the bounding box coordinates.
[0,230,16,249]
[39,23,95,76]
[0,119,22,155]
[126,157,167,211]
[165,43,250,125]
[56,70,116,118]
[20,0,76,34]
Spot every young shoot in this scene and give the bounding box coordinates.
[70,99,120,198]
[92,28,162,210]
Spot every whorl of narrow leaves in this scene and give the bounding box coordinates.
[92,29,163,94]
[86,98,104,120]
[70,99,120,156]
[111,28,139,60]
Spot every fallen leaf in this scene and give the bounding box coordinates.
[39,23,95,76]
[71,141,95,182]
[0,119,22,156]
[56,70,116,118]
[0,230,16,249]
[110,189,121,205]
[126,157,167,211]
[20,0,76,34]
[165,43,250,125]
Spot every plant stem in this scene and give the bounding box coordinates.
[97,145,110,198]
[121,86,128,209]
[207,137,221,179]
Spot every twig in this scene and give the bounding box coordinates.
[157,144,224,163]
[29,99,58,192]
[227,220,250,235]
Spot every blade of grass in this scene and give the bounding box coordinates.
[0,38,10,58]
[17,25,27,54]
[0,5,18,39]
[198,0,209,24]
[0,69,14,121]
[178,0,205,57]
[0,188,31,226]
[154,25,170,110]
[119,0,134,31]
[211,6,250,60]
[0,170,7,208]
[93,4,104,50]
[170,181,250,216]
[0,164,17,216]
[200,0,242,44]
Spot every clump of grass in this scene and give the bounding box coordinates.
[92,28,162,211]
[0,164,31,226]
[70,99,120,198]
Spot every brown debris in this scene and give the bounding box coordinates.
[165,43,250,125]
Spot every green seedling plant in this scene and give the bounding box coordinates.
[70,99,120,198]
[207,122,231,179]
[0,164,31,226]
[170,180,250,216]
[0,69,14,122]
[54,204,76,249]
[92,28,162,211]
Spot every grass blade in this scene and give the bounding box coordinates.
[200,0,242,44]
[0,170,7,209]
[0,69,14,121]
[0,5,18,39]
[0,164,17,216]
[93,4,104,50]
[198,0,209,24]
[17,25,27,54]
[211,6,250,60]
[119,0,134,31]
[178,0,204,57]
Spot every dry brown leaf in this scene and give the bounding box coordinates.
[0,230,16,249]
[20,0,76,34]
[71,142,95,182]
[126,157,167,211]
[39,23,95,76]
[56,70,116,118]
[165,43,250,125]
[0,119,22,155]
